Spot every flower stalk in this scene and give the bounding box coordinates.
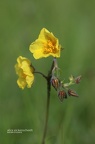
[41,75,51,144]
[34,71,47,80]
[41,60,54,144]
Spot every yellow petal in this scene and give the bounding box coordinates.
[38,28,56,43]
[26,75,34,88]
[30,43,44,59]
[38,28,50,40]
[17,78,26,89]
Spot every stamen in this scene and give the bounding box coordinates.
[43,40,58,54]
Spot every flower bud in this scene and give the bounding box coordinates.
[58,90,67,102]
[51,77,60,90]
[69,75,74,82]
[68,89,78,97]
[74,75,82,84]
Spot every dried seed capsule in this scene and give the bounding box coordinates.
[51,77,60,90]
[68,89,78,97]
[58,90,67,102]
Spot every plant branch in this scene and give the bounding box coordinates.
[34,71,47,80]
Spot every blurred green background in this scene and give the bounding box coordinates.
[0,0,95,143]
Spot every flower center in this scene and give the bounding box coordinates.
[22,73,26,78]
[43,40,57,54]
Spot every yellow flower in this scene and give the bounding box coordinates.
[15,56,34,89]
[29,28,61,59]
